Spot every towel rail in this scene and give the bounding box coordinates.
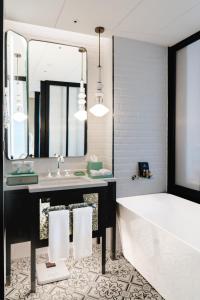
[42,203,96,216]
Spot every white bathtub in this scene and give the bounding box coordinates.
[117,193,200,300]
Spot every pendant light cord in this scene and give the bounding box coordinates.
[81,52,83,81]
[16,54,20,104]
[98,29,101,68]
[16,55,19,83]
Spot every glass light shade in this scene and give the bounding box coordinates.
[89,103,109,117]
[13,111,27,122]
[74,110,87,121]
[74,79,87,121]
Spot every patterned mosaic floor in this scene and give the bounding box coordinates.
[5,245,164,300]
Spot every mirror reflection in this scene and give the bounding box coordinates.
[28,40,87,158]
[5,30,28,160]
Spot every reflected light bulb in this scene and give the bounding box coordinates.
[74,110,87,121]
[13,111,27,122]
[89,103,109,117]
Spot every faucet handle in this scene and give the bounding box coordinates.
[47,169,52,178]
[56,155,64,163]
[64,169,71,177]
[60,155,64,163]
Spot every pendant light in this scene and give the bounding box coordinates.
[74,47,87,121]
[13,53,27,122]
[89,26,109,117]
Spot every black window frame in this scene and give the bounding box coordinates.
[40,80,87,157]
[168,31,200,203]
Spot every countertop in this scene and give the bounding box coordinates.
[4,175,116,193]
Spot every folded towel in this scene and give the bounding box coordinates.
[90,169,101,176]
[90,168,112,177]
[73,206,93,259]
[48,210,69,262]
[99,168,112,176]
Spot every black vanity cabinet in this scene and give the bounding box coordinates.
[5,181,116,292]
[5,189,32,243]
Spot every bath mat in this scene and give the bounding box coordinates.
[36,260,70,285]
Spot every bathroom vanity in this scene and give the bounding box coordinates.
[5,176,116,292]
[4,28,115,294]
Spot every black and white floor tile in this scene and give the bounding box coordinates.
[5,246,164,300]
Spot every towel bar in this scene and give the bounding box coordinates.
[42,203,97,216]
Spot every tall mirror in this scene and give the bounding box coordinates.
[5,30,28,160]
[28,40,87,158]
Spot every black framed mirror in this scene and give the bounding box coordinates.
[28,40,87,158]
[5,36,88,159]
[5,30,28,160]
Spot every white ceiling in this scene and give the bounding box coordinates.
[29,41,86,93]
[4,0,200,46]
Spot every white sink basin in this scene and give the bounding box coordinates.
[28,175,107,193]
[39,175,89,184]
[37,175,92,188]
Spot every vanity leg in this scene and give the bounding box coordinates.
[111,222,116,260]
[6,242,11,286]
[109,181,116,260]
[31,241,36,293]
[97,237,101,244]
[102,228,106,274]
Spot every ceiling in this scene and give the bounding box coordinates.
[29,41,86,93]
[4,0,200,46]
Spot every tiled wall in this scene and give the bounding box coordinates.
[114,37,168,197]
[4,20,113,174]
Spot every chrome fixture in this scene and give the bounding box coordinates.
[89,26,109,117]
[55,154,64,177]
[74,47,87,121]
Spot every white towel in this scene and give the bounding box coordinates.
[48,210,69,262]
[73,206,93,259]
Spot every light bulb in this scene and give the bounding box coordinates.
[74,110,87,121]
[13,102,27,122]
[89,103,109,117]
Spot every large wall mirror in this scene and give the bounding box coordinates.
[5,32,87,159]
[29,40,87,158]
[5,30,28,160]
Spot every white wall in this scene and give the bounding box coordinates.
[4,20,113,173]
[114,37,168,197]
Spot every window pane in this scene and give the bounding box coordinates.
[49,85,67,157]
[175,40,200,191]
[68,87,85,156]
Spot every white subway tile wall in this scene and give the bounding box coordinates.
[114,37,168,197]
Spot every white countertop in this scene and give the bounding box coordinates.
[4,175,116,193]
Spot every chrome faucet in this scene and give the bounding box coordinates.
[55,154,64,176]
